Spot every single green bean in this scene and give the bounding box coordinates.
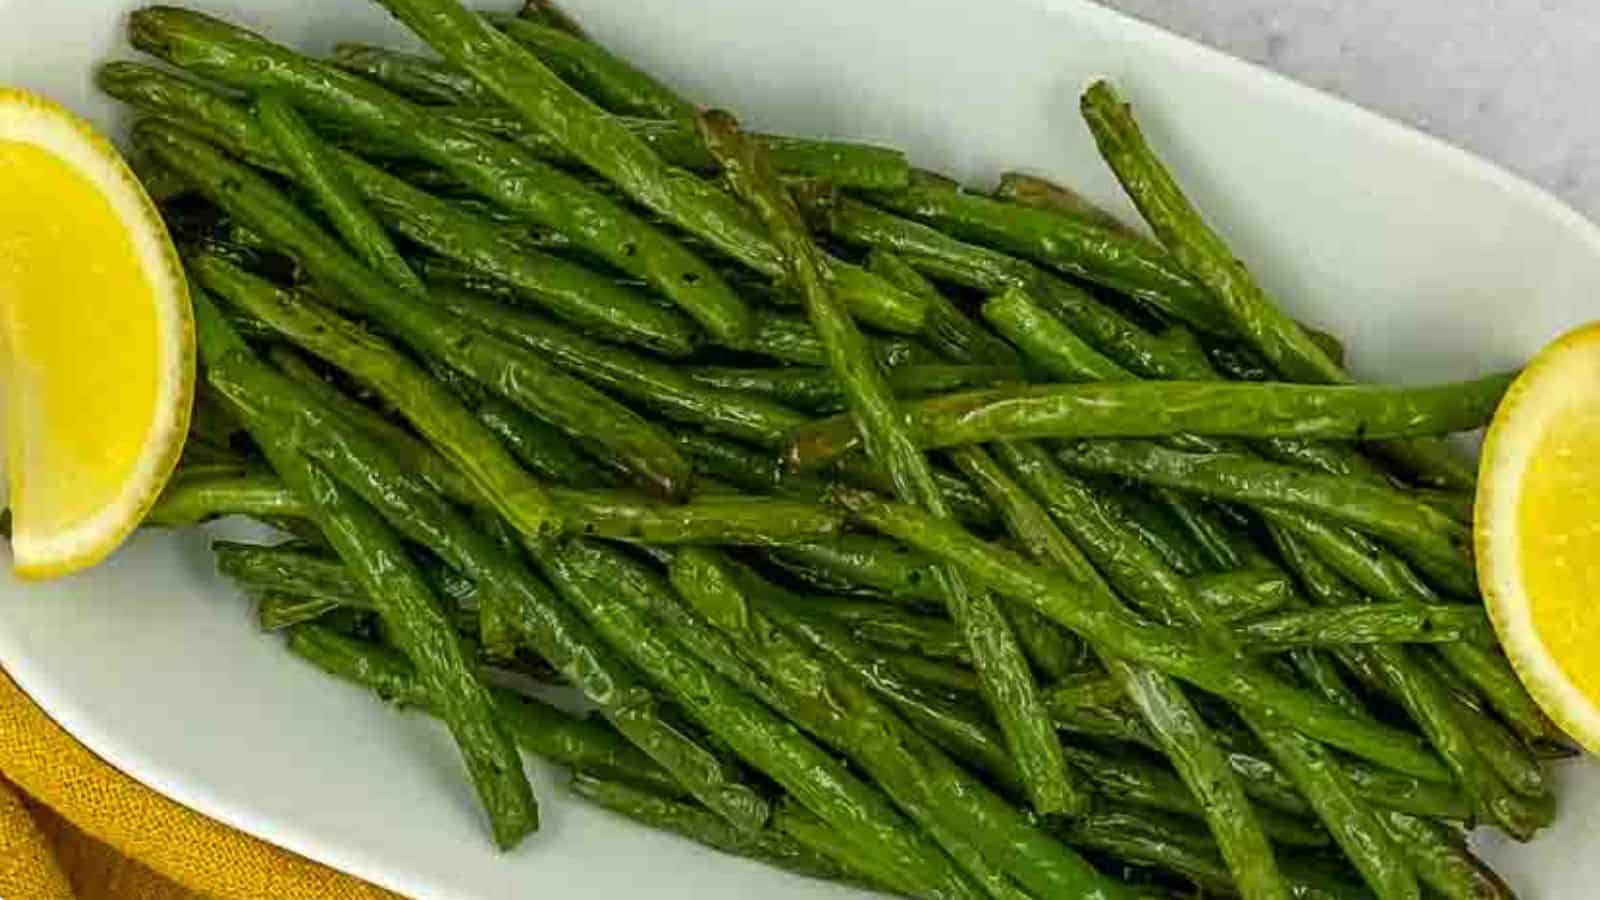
[982,287,1126,381]
[550,489,841,546]
[685,364,1020,415]
[146,472,310,526]
[769,797,911,895]
[1235,604,1492,653]
[784,374,1514,469]
[993,171,1140,237]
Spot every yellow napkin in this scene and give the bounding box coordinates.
[0,668,401,899]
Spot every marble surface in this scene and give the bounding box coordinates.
[1100,0,1600,220]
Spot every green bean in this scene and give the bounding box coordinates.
[672,550,1132,900]
[425,284,807,446]
[803,193,1212,380]
[699,109,1080,818]
[1059,746,1327,848]
[288,625,682,796]
[569,775,871,887]
[1087,481,1212,577]
[944,439,1289,897]
[423,362,616,488]
[146,472,310,526]
[993,171,1140,237]
[330,43,499,105]
[982,287,1126,381]
[1411,652,1552,803]
[255,93,424,295]
[1235,604,1492,653]
[1188,569,1297,622]
[784,375,1513,469]
[371,0,934,338]
[200,290,766,829]
[684,364,1021,414]
[150,131,688,499]
[192,292,537,848]
[772,595,968,663]
[539,540,979,899]
[738,311,935,368]
[1269,525,1545,839]
[868,175,1230,336]
[769,537,945,607]
[1414,489,1475,524]
[1271,513,1548,742]
[994,170,1355,371]
[513,0,587,36]
[868,250,1019,365]
[769,798,910,895]
[947,446,1098,677]
[258,594,348,631]
[1048,677,1472,821]
[344,159,701,356]
[1079,81,1473,490]
[1375,811,1516,900]
[550,490,841,546]
[1061,807,1373,900]
[754,589,1021,791]
[97,61,702,355]
[127,8,749,344]
[215,542,368,605]
[436,103,911,190]
[1055,440,1475,584]
[266,346,485,506]
[489,14,695,119]
[837,490,1449,781]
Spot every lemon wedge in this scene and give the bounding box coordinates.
[0,88,193,578]
[1478,322,1600,751]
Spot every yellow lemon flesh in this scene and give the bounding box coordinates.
[1478,322,1600,752]
[0,88,192,578]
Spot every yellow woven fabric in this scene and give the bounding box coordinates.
[0,668,402,899]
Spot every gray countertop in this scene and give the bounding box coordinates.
[1100,0,1600,220]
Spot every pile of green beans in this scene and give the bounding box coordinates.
[123,1,1538,897]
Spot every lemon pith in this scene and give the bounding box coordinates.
[0,88,193,577]
[1478,321,1600,750]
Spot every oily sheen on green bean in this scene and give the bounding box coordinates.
[785,374,1513,468]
